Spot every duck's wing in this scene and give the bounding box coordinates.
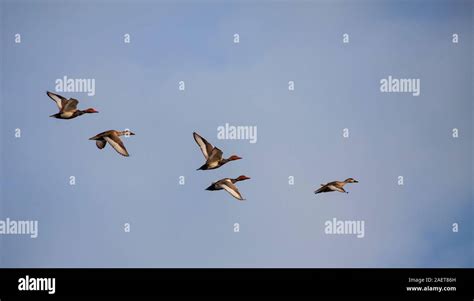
[62,98,79,112]
[193,132,214,160]
[329,185,346,193]
[89,130,114,140]
[315,184,332,194]
[96,139,107,149]
[46,91,67,110]
[104,133,130,157]
[207,147,223,163]
[219,179,244,200]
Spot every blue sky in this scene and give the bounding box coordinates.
[0,0,472,267]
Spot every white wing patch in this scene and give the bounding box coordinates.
[220,180,244,200]
[193,132,211,160]
[47,92,65,110]
[104,136,129,157]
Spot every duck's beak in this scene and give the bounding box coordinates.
[353,180,359,183]
[130,132,136,135]
[205,185,213,191]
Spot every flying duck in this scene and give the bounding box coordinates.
[193,132,242,170]
[89,130,135,157]
[206,175,250,201]
[314,178,359,194]
[47,91,98,119]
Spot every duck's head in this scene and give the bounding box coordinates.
[84,108,99,113]
[122,129,136,137]
[228,155,242,161]
[235,175,251,181]
[345,178,359,183]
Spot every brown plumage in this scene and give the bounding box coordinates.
[89,130,135,157]
[47,91,98,119]
[206,175,251,201]
[193,132,242,170]
[315,178,359,194]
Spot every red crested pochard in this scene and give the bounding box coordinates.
[47,91,98,119]
[206,175,250,201]
[89,129,135,157]
[314,178,359,194]
[193,132,242,170]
